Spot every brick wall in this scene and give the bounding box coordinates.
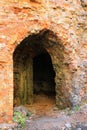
[0,0,87,122]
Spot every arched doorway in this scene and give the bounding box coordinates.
[13,31,56,108]
[13,29,71,111]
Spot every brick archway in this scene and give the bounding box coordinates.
[13,29,71,109]
[0,0,86,124]
[0,27,83,122]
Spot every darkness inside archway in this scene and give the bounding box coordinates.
[33,51,56,96]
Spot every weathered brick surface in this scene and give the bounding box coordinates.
[0,0,87,122]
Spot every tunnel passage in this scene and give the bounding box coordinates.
[13,32,56,107]
[13,29,71,110]
[33,51,56,96]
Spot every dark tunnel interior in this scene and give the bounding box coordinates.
[33,51,56,96]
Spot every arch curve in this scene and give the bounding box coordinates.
[13,29,71,109]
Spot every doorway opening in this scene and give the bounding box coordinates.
[13,32,56,113]
[32,50,56,114]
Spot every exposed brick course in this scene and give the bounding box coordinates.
[0,0,87,122]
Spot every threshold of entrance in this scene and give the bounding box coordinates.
[25,93,56,116]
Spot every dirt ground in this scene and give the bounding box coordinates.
[24,94,87,130]
[25,94,56,117]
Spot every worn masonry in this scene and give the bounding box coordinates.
[0,0,87,123]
